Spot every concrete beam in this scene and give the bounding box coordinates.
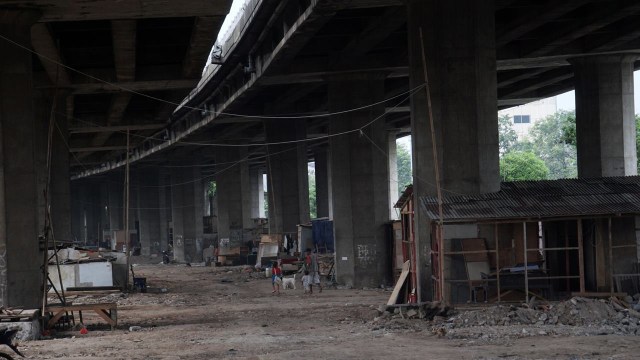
[70,145,129,152]
[496,0,589,47]
[30,23,71,86]
[24,0,232,22]
[60,79,199,95]
[524,2,640,58]
[111,20,136,82]
[69,123,166,134]
[499,68,574,99]
[183,17,223,78]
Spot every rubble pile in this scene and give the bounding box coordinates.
[437,296,640,340]
[371,296,640,339]
[447,296,637,329]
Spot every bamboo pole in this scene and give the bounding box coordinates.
[495,223,501,303]
[523,222,529,302]
[608,217,614,294]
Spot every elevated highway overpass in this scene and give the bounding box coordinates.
[0,0,232,307]
[2,0,640,306]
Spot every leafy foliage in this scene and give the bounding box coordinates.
[500,151,549,181]
[308,165,317,219]
[637,115,640,171]
[397,142,413,194]
[527,110,577,179]
[498,114,519,155]
[207,181,217,197]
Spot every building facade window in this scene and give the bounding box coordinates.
[513,115,531,124]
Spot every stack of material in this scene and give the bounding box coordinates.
[256,234,280,266]
[47,247,119,292]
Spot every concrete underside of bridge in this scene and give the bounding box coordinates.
[0,1,231,308]
[2,0,640,308]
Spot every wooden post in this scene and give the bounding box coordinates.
[564,221,570,292]
[577,219,585,293]
[608,217,614,294]
[495,223,501,303]
[523,222,528,302]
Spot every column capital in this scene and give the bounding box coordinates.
[324,71,387,83]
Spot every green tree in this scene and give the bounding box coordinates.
[500,151,549,181]
[308,165,317,218]
[636,115,640,170]
[528,110,577,179]
[207,180,217,197]
[498,114,518,156]
[397,142,413,194]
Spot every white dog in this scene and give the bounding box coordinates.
[282,275,296,290]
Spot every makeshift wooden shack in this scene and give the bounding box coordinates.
[421,177,640,304]
[391,185,418,302]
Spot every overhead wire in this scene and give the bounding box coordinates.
[0,29,444,208]
[0,32,422,121]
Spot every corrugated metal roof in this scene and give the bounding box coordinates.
[420,176,640,223]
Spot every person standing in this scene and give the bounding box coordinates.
[304,248,322,293]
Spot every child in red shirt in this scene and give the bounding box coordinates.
[271,261,282,294]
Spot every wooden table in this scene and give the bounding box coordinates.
[45,303,117,330]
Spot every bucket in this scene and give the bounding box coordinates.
[265,267,272,278]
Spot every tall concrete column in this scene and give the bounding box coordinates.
[265,119,310,235]
[158,171,170,252]
[408,0,499,300]
[328,74,390,288]
[33,90,72,244]
[250,168,265,219]
[136,169,160,255]
[107,174,123,231]
[0,9,43,307]
[50,107,72,243]
[314,148,329,218]
[170,166,204,262]
[216,147,248,245]
[570,55,638,178]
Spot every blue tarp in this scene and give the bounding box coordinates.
[311,219,334,253]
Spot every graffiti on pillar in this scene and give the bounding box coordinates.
[0,247,7,305]
[356,244,376,266]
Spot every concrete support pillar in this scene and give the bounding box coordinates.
[33,90,72,244]
[170,166,204,262]
[388,133,399,220]
[0,9,43,307]
[265,119,310,235]
[407,0,499,300]
[136,169,160,255]
[216,147,248,245]
[314,148,329,218]
[158,171,170,252]
[328,74,390,288]
[250,168,265,219]
[50,108,72,243]
[570,55,638,178]
[107,174,123,231]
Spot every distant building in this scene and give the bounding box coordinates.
[498,97,558,139]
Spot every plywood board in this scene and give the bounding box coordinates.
[387,260,410,306]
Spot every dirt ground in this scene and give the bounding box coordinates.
[15,258,640,359]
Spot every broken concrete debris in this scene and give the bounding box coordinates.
[372,296,640,340]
